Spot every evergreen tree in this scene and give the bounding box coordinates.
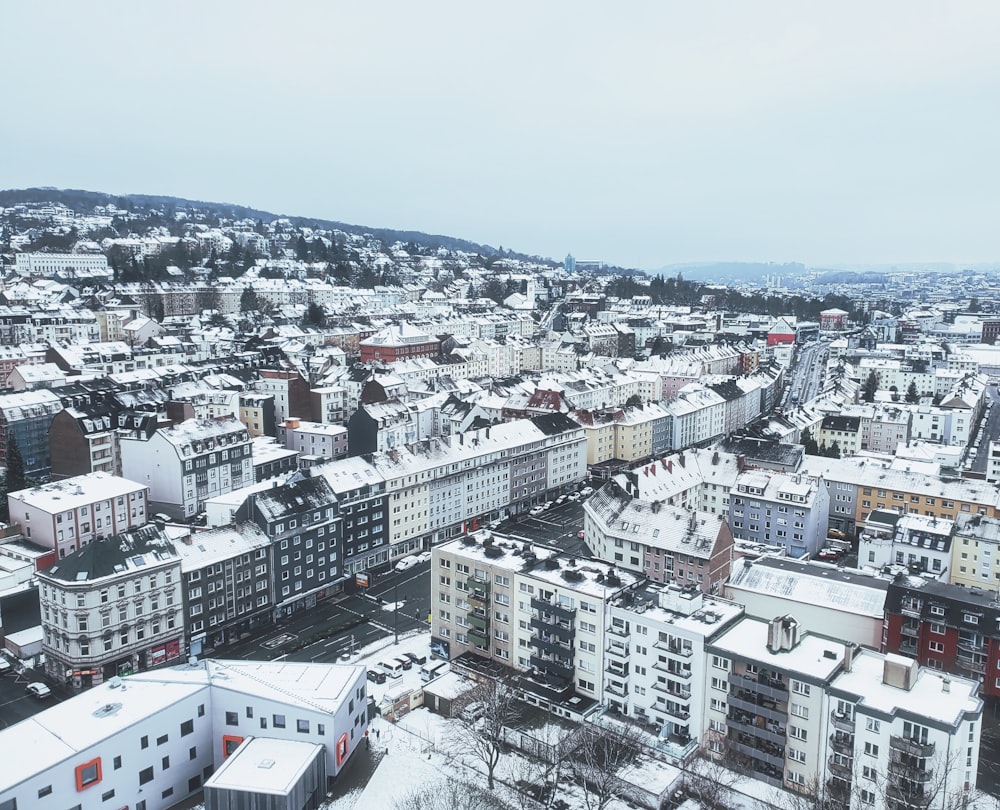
[800,427,819,456]
[303,302,326,328]
[862,371,878,403]
[905,381,920,404]
[240,285,260,313]
[5,433,26,494]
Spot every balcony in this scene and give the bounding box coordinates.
[530,616,573,643]
[467,574,491,591]
[529,654,573,683]
[830,711,855,733]
[606,640,629,659]
[607,623,629,639]
[729,671,788,702]
[888,759,932,784]
[957,654,987,675]
[958,637,984,653]
[606,681,629,698]
[468,589,488,607]
[653,638,693,657]
[900,601,922,618]
[890,736,935,758]
[468,612,489,632]
[663,703,690,723]
[828,757,853,780]
[605,661,629,678]
[899,638,918,656]
[830,733,854,754]
[651,681,691,701]
[533,634,572,658]
[653,660,692,679]
[900,622,920,638]
[727,691,785,724]
[531,596,575,622]
[727,713,786,747]
[730,738,785,771]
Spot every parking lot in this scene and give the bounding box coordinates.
[497,498,591,558]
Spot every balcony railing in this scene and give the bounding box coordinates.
[607,623,629,639]
[529,654,573,683]
[899,622,920,638]
[888,760,932,784]
[828,757,852,779]
[653,638,693,657]
[729,671,788,702]
[899,638,918,656]
[468,612,489,632]
[651,681,691,701]
[606,681,628,698]
[532,634,572,658]
[900,601,922,618]
[830,711,855,733]
[830,733,854,754]
[605,662,629,678]
[530,616,573,642]
[606,641,629,659]
[890,736,935,758]
[728,692,785,724]
[956,654,987,674]
[653,660,692,679]
[727,713,786,747]
[531,596,576,622]
[730,738,785,770]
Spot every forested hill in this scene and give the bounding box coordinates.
[0,187,552,263]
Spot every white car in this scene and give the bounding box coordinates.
[26,682,51,699]
[416,551,432,563]
[529,506,545,517]
[580,486,594,497]
[0,658,11,675]
[394,556,419,572]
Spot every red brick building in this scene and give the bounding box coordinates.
[359,324,440,363]
[883,575,998,699]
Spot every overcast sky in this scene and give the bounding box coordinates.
[4,2,999,270]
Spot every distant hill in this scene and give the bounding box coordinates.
[0,187,557,265]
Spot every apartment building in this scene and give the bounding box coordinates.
[0,388,64,477]
[36,524,184,688]
[239,392,276,438]
[431,532,638,708]
[253,369,311,435]
[662,384,726,451]
[584,472,733,594]
[374,414,586,557]
[883,575,1000,700]
[0,660,368,810]
[173,523,272,655]
[7,472,149,559]
[858,513,954,578]
[48,406,121,479]
[950,514,1000,588]
[311,457,389,577]
[605,583,743,758]
[235,476,345,618]
[283,418,349,461]
[120,415,253,520]
[727,469,829,557]
[827,650,981,810]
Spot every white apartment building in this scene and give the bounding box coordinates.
[826,650,981,810]
[283,418,349,461]
[13,251,111,279]
[7,472,150,559]
[374,414,586,555]
[605,583,744,759]
[0,660,369,810]
[37,524,184,688]
[431,532,638,708]
[664,384,726,451]
[120,415,253,520]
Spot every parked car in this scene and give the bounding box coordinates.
[367,669,387,684]
[416,551,432,563]
[0,658,11,675]
[567,492,581,501]
[529,506,545,517]
[394,656,413,671]
[394,555,419,572]
[26,682,51,699]
[826,528,847,540]
[459,701,486,723]
[404,651,427,665]
[555,495,568,505]
[818,548,843,560]
[580,486,594,497]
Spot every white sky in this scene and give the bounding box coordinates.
[4,2,999,269]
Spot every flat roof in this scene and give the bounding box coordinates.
[206,737,324,794]
[710,616,846,681]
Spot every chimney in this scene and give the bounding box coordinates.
[843,642,854,673]
[942,677,951,694]
[766,615,801,653]
[678,452,686,467]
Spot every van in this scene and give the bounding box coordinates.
[379,660,404,679]
[420,660,449,682]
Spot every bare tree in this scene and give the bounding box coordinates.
[393,777,515,810]
[504,719,586,810]
[450,677,522,791]
[683,736,745,810]
[568,720,647,810]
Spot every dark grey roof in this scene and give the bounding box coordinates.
[44,524,177,583]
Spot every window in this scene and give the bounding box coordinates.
[273,714,286,728]
[139,766,154,785]
[75,755,104,791]
[790,703,809,719]
[711,655,729,670]
[297,719,310,733]
[113,756,121,770]
[189,746,197,760]
[140,735,149,749]
[865,718,880,732]
[864,742,879,757]
[37,786,52,798]
[161,787,174,799]
[157,734,168,746]
[162,756,170,770]
[181,719,194,736]
[102,790,116,802]
[929,640,944,653]
[788,726,807,741]
[788,748,806,763]
[225,711,239,726]
[791,680,811,696]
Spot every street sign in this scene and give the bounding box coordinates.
[355,572,370,588]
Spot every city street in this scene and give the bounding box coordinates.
[969,384,1000,474]
[497,499,590,557]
